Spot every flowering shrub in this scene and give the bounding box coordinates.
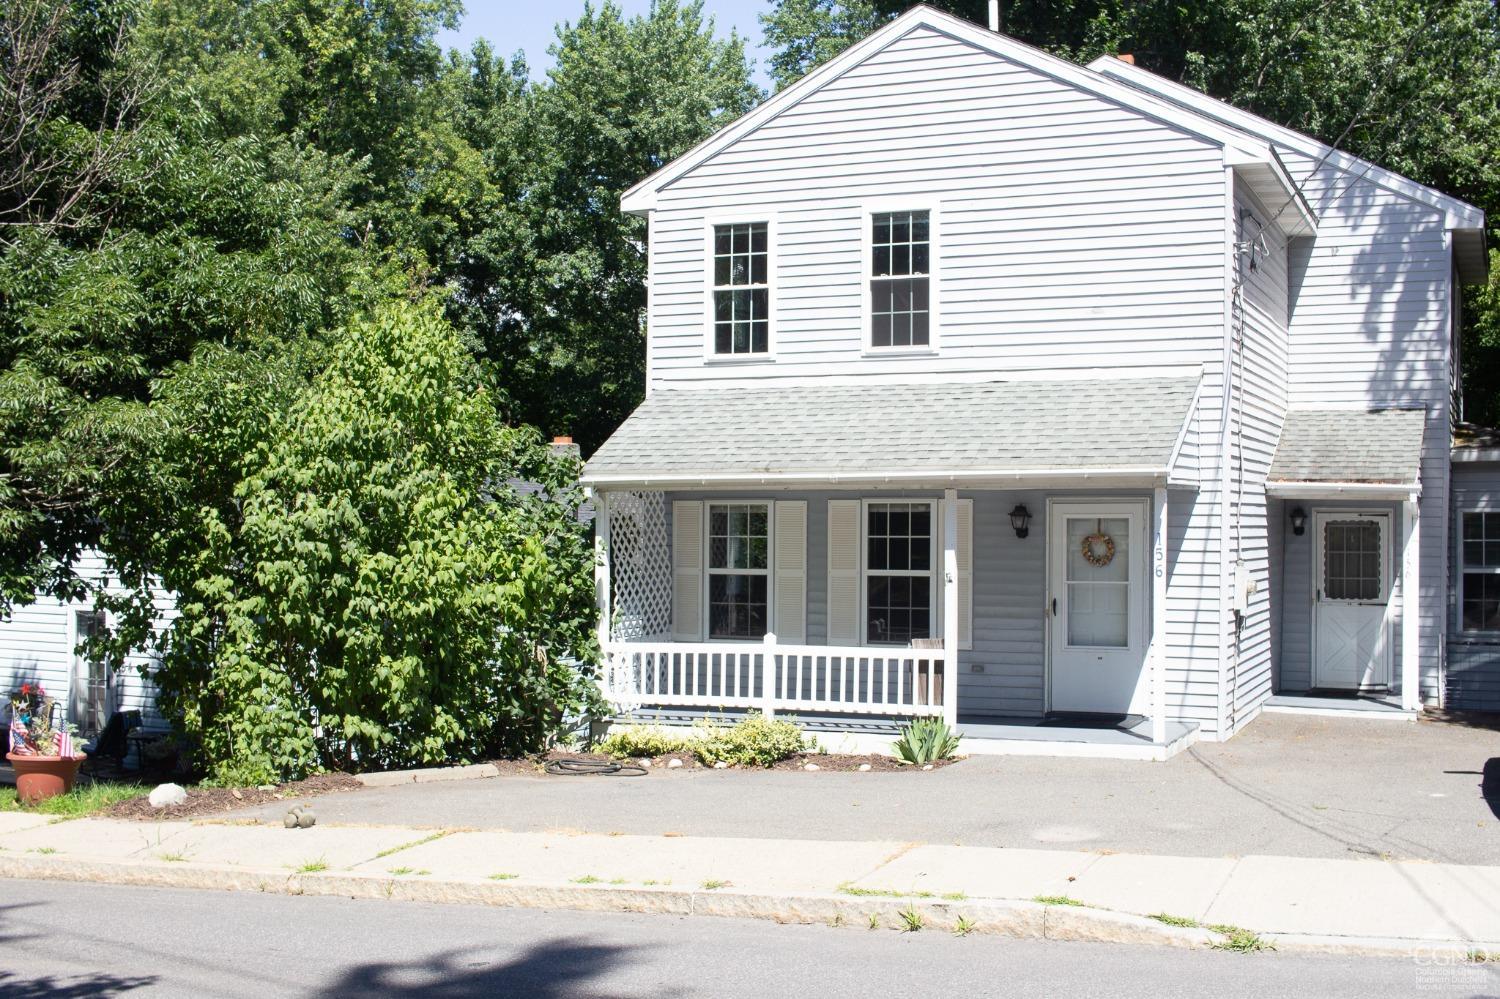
[8,683,76,757]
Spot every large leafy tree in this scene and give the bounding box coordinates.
[763,0,1500,420]
[444,1,760,450]
[138,301,597,782]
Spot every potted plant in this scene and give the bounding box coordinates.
[7,683,87,804]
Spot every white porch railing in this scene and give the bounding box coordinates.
[602,640,950,720]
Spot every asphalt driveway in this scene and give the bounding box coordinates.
[227,713,1500,864]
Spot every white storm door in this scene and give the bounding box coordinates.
[70,610,111,739]
[1313,512,1392,690]
[1048,501,1148,715]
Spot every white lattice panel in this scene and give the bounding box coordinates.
[607,491,671,642]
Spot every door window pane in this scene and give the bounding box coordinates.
[1323,520,1381,601]
[1064,516,1130,648]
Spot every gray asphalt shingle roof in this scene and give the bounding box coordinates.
[1267,408,1425,485]
[583,376,1199,483]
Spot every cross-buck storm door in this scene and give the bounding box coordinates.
[1312,511,1392,690]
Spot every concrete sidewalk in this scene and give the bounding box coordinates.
[2,810,1498,957]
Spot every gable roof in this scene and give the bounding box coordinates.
[621,4,1291,216]
[582,375,1200,488]
[1089,56,1487,282]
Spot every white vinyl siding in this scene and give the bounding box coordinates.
[0,550,172,735]
[646,23,1227,385]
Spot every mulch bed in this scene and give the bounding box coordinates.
[489,749,961,775]
[104,772,362,821]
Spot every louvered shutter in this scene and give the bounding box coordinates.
[773,501,807,643]
[827,499,861,645]
[671,501,703,641]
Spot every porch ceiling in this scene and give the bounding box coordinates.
[1266,407,1424,498]
[582,375,1200,489]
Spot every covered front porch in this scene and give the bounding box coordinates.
[582,376,1208,761]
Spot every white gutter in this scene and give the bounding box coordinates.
[1264,481,1420,501]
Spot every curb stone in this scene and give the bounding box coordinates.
[355,764,500,787]
[1,854,1494,960]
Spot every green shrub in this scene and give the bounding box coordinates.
[693,713,809,768]
[892,718,961,765]
[598,726,693,759]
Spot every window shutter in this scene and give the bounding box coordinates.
[958,498,973,651]
[827,499,861,645]
[672,501,703,641]
[774,501,807,644]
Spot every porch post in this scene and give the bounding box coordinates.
[943,488,960,729]
[1151,486,1169,746]
[1401,496,1421,711]
[593,489,610,653]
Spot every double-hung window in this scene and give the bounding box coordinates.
[1461,511,1500,631]
[870,210,931,349]
[711,222,769,356]
[707,502,770,639]
[865,501,935,644]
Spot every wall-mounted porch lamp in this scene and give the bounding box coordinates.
[1289,507,1307,536]
[1009,504,1032,539]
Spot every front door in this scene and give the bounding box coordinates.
[1048,501,1148,715]
[1312,511,1392,690]
[70,610,111,739]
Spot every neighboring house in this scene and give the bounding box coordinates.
[582,6,1488,758]
[0,551,172,742]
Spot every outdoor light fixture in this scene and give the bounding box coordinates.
[1009,504,1032,539]
[1290,507,1307,536]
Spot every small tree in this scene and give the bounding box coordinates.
[151,300,598,782]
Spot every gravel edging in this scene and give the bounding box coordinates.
[0,853,1489,959]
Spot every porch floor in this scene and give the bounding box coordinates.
[1263,691,1416,721]
[610,708,1200,761]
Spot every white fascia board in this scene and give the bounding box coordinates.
[581,466,1170,491]
[1264,481,1420,501]
[622,6,1267,214]
[1088,57,1486,230]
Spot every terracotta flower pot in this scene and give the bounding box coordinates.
[7,752,86,805]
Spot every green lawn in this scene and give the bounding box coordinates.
[0,782,148,818]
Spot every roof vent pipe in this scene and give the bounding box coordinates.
[987,0,1000,32]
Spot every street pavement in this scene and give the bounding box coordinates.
[226,713,1500,864]
[0,879,1476,999]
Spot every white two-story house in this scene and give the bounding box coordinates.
[581,6,1488,758]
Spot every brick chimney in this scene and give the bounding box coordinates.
[550,435,581,460]
[1116,53,1135,65]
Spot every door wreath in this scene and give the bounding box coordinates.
[1081,531,1116,568]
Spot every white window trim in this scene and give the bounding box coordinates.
[702,212,777,363]
[1458,507,1500,636]
[859,498,939,647]
[703,499,774,643]
[859,197,941,358]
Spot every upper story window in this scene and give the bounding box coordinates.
[870,210,930,350]
[712,222,769,356]
[1461,511,1500,631]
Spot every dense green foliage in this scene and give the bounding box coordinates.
[0,0,754,777]
[146,302,599,781]
[763,0,1500,421]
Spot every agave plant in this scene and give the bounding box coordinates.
[892,717,961,765]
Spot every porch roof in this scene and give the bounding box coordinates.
[582,375,1200,488]
[1266,408,1425,497]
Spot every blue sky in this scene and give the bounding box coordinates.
[438,2,777,89]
